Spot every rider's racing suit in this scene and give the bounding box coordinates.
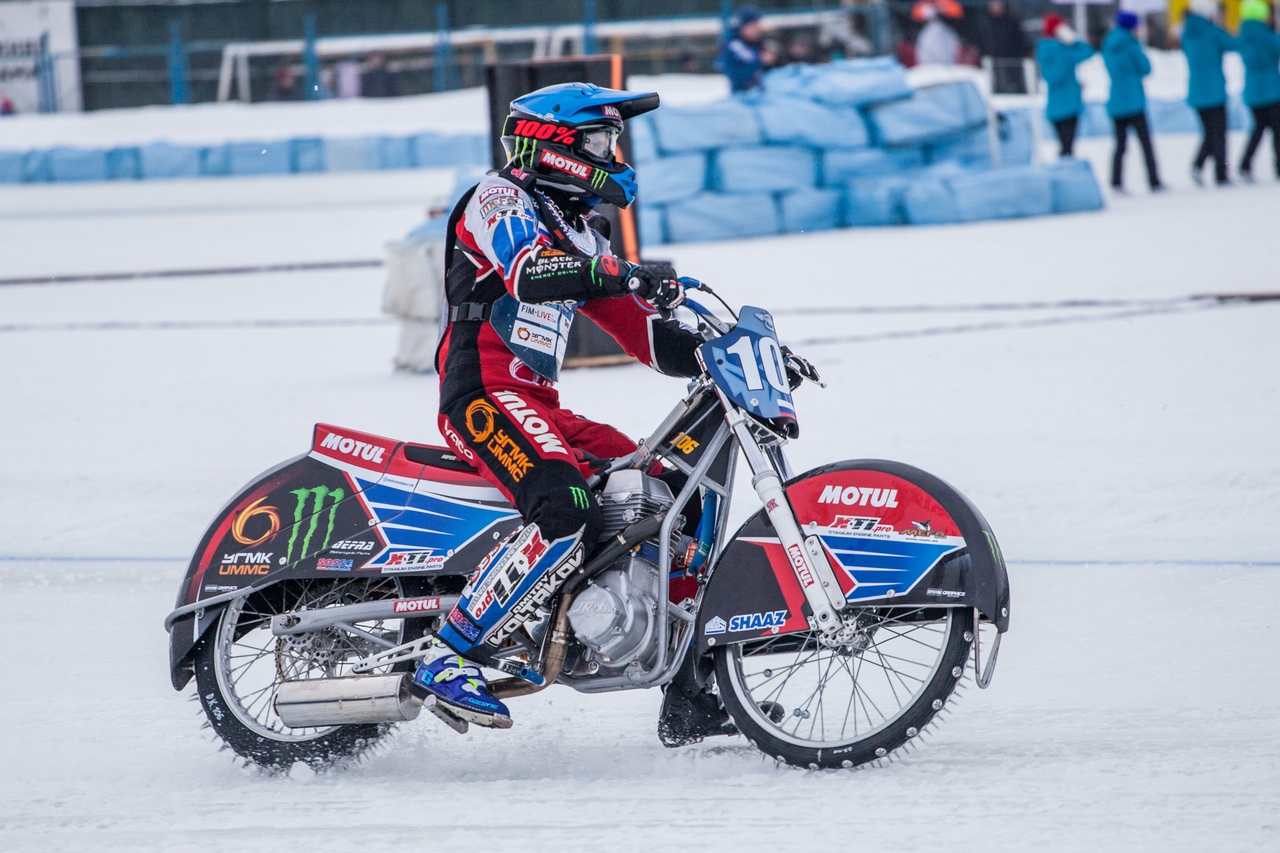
[432,166,702,656]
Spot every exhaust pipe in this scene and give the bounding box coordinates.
[274,673,422,727]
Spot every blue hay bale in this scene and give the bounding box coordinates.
[903,177,961,225]
[946,166,1054,222]
[412,133,487,167]
[713,145,818,193]
[822,146,923,184]
[107,147,141,180]
[995,109,1034,166]
[761,57,911,108]
[664,191,780,243]
[638,203,667,246]
[627,114,660,164]
[21,150,51,182]
[754,97,869,148]
[865,81,988,146]
[47,147,108,182]
[651,98,761,154]
[778,187,844,233]
[378,136,414,170]
[925,126,994,168]
[1078,102,1112,137]
[0,150,22,183]
[845,177,911,226]
[637,152,707,204]
[227,141,290,175]
[324,137,380,172]
[291,138,325,173]
[1227,95,1249,131]
[200,145,229,176]
[1147,99,1200,134]
[140,143,202,179]
[1044,158,1104,213]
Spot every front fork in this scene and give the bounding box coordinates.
[716,390,848,639]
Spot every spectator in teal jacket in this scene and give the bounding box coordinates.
[1238,0,1280,178]
[1182,0,1239,184]
[1037,14,1094,157]
[1103,11,1163,191]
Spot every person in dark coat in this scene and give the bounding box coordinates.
[362,53,402,98]
[717,6,774,92]
[1182,0,1239,185]
[1238,0,1280,178]
[1037,14,1094,157]
[1103,11,1163,191]
[981,1,1031,93]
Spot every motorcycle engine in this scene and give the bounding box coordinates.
[567,470,675,672]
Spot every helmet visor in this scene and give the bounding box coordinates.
[580,125,620,164]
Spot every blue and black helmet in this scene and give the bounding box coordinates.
[501,82,660,208]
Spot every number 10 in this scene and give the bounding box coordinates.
[726,335,789,394]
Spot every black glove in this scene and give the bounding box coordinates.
[626,263,685,310]
[781,346,823,390]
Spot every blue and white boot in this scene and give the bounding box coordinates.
[411,649,513,729]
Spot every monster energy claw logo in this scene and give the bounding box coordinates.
[569,486,590,510]
[285,485,345,562]
[589,169,607,189]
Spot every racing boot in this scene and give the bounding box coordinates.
[410,647,512,729]
[436,522,586,656]
[657,654,737,747]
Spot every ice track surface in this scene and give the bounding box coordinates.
[1,134,1278,851]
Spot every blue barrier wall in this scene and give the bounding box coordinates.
[634,58,1106,245]
[0,131,489,184]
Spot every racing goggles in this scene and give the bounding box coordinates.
[579,124,620,164]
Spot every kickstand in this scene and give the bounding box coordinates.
[427,699,469,734]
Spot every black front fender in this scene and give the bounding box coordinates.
[695,459,1010,657]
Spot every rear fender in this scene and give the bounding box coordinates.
[167,424,519,689]
[695,460,1009,657]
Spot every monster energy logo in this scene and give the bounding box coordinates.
[589,169,607,189]
[510,137,535,169]
[285,485,345,562]
[569,487,590,510]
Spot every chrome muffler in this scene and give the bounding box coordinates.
[274,673,422,727]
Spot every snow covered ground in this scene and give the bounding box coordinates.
[1,132,1278,850]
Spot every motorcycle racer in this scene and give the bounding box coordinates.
[410,83,705,729]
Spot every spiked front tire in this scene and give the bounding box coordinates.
[193,578,416,771]
[714,606,973,769]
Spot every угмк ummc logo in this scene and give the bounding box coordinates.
[319,431,386,464]
[539,149,590,179]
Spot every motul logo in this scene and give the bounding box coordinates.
[392,597,441,615]
[818,486,900,508]
[492,391,568,455]
[788,543,815,588]
[539,149,590,179]
[320,432,386,464]
[602,105,621,119]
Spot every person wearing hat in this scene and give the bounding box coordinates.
[717,6,774,92]
[1037,14,1094,157]
[1103,10,1164,191]
[915,2,963,65]
[1238,0,1280,179]
[1182,0,1239,185]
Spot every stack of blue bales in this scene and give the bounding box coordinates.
[631,58,1103,245]
[0,131,488,184]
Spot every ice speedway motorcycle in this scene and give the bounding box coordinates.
[165,282,1010,771]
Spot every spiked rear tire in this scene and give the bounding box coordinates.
[714,606,973,769]
[193,577,417,771]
